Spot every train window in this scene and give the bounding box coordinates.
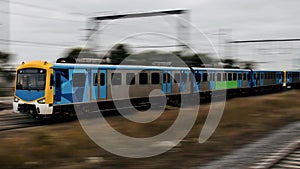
[163,73,171,83]
[233,73,237,80]
[217,73,222,81]
[100,73,105,86]
[189,73,194,82]
[174,73,180,83]
[93,73,98,86]
[94,73,105,86]
[139,73,148,84]
[257,73,260,79]
[163,73,166,83]
[238,73,242,80]
[112,73,122,85]
[126,73,135,85]
[73,73,86,87]
[210,73,215,81]
[203,73,208,82]
[55,73,61,87]
[223,73,227,81]
[151,73,160,84]
[182,73,187,82]
[195,73,201,83]
[247,73,251,80]
[228,73,232,81]
[50,74,54,86]
[243,73,247,80]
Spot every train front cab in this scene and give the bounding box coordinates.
[285,70,300,88]
[13,61,54,117]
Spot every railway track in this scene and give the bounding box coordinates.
[271,147,300,168]
[251,137,300,169]
[0,111,52,131]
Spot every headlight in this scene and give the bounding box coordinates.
[14,97,19,102]
[37,98,46,104]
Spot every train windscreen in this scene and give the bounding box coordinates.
[16,68,46,90]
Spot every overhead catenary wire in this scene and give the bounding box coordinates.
[0,0,86,17]
[0,38,78,48]
[0,10,84,23]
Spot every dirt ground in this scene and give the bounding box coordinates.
[0,90,300,169]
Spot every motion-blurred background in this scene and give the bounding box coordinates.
[1,0,300,96]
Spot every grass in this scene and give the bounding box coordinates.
[0,90,299,168]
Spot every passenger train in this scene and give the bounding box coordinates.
[13,60,300,118]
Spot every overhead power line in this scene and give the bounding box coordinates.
[230,38,300,44]
[0,38,76,47]
[0,0,85,17]
[0,10,84,23]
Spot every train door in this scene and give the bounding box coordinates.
[192,71,201,93]
[260,72,264,86]
[256,72,260,87]
[91,69,106,100]
[162,70,172,94]
[209,72,216,90]
[237,72,243,88]
[287,72,292,85]
[252,72,257,87]
[54,72,61,103]
[276,72,282,85]
[180,70,187,93]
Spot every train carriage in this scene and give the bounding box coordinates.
[13,60,299,118]
[251,70,283,92]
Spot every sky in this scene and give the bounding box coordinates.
[1,0,300,70]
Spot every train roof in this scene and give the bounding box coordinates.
[192,67,250,72]
[52,63,251,72]
[252,69,283,72]
[53,63,190,70]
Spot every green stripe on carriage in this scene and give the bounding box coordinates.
[215,81,238,90]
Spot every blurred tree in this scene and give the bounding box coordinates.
[0,51,10,65]
[243,62,256,69]
[0,51,14,96]
[181,53,214,67]
[109,44,131,64]
[65,47,82,60]
[59,47,100,63]
[221,59,241,69]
